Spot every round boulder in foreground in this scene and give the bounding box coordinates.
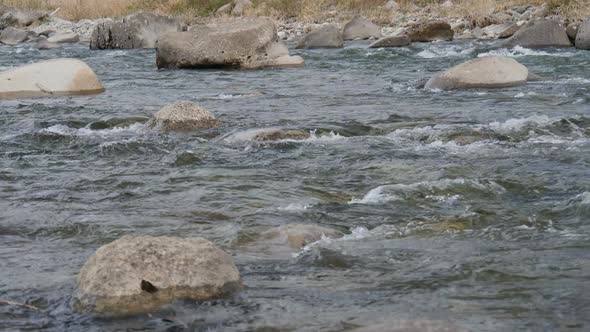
[424,56,529,90]
[147,101,221,132]
[0,58,105,100]
[74,235,241,316]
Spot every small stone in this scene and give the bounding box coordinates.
[368,34,411,48]
[148,101,221,132]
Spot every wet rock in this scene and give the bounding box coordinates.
[74,235,241,316]
[174,151,201,166]
[36,38,61,50]
[406,21,453,42]
[368,34,410,48]
[147,101,221,132]
[343,18,381,40]
[157,17,292,69]
[575,19,590,50]
[0,8,47,29]
[90,12,183,49]
[0,58,105,100]
[46,31,79,43]
[350,319,468,332]
[501,19,571,49]
[425,56,529,90]
[0,27,29,45]
[261,224,343,249]
[253,128,310,141]
[231,0,252,16]
[244,55,305,69]
[296,24,343,49]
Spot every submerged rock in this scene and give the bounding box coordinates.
[343,18,381,40]
[74,235,241,316]
[296,24,343,49]
[157,17,299,69]
[425,56,529,90]
[575,19,590,50]
[501,19,571,48]
[147,101,221,132]
[369,34,410,48]
[261,224,343,249]
[228,128,311,142]
[406,21,453,42]
[0,58,105,99]
[90,12,183,49]
[36,38,61,50]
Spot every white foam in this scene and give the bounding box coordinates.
[478,45,577,58]
[575,192,590,205]
[416,45,475,58]
[40,123,146,138]
[277,203,312,212]
[349,178,505,205]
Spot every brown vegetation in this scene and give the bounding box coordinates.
[0,0,587,22]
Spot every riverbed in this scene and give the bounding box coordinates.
[1,40,589,331]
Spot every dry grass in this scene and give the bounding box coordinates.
[0,0,587,21]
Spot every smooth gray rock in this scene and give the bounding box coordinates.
[47,32,79,43]
[0,27,29,45]
[575,19,590,50]
[296,24,343,49]
[406,21,453,42]
[369,34,410,48]
[156,17,279,69]
[425,56,529,90]
[0,58,104,99]
[501,19,571,48]
[74,235,241,316]
[90,12,183,49]
[343,18,381,40]
[147,101,221,132]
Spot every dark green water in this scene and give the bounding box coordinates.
[1,40,589,331]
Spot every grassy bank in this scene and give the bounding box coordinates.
[0,0,587,21]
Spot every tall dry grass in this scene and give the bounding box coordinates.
[0,0,588,21]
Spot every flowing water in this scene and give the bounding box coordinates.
[1,39,589,331]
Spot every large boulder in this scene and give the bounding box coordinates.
[406,21,453,42]
[343,18,381,40]
[90,12,183,49]
[0,8,47,29]
[296,24,343,49]
[0,58,105,100]
[157,17,285,69]
[425,56,529,90]
[369,34,410,48]
[0,27,29,45]
[501,19,571,48]
[575,19,590,50]
[147,101,221,132]
[74,235,241,316]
